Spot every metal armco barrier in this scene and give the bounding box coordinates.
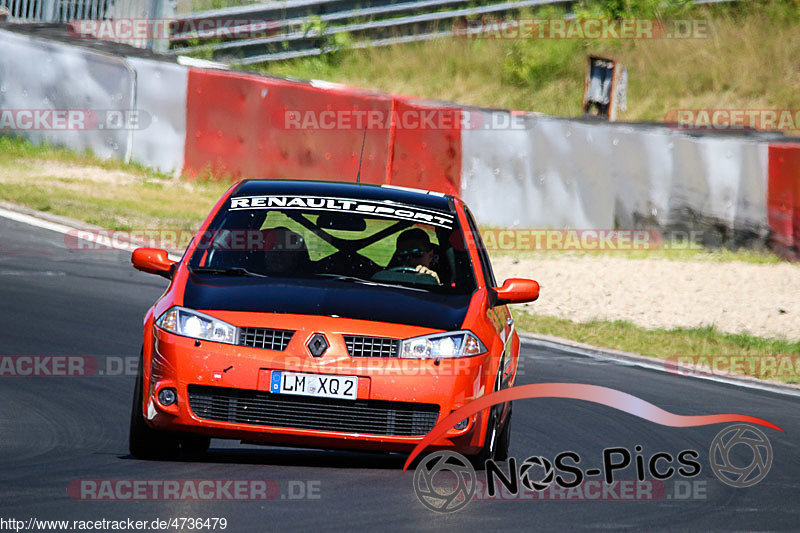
[0,0,169,24]
[168,0,731,64]
[171,0,571,64]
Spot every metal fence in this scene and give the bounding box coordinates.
[167,0,572,63]
[0,0,737,60]
[1,0,173,49]
[1,0,172,30]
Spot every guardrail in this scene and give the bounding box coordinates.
[167,0,574,63]
[166,0,727,64]
[0,0,172,49]
[1,0,738,62]
[0,0,169,23]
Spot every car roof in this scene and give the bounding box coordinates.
[233,179,455,212]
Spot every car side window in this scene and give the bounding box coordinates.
[463,206,497,288]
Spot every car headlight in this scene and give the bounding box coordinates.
[399,331,486,359]
[156,306,236,345]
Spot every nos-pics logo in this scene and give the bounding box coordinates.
[413,424,773,513]
[413,451,477,513]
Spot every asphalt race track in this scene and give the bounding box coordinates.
[1,215,798,532]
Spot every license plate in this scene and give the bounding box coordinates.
[270,370,358,401]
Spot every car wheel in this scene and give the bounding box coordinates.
[467,402,512,468]
[179,435,211,456]
[466,406,500,470]
[494,403,512,462]
[128,350,180,460]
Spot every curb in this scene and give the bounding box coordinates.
[519,331,800,397]
[0,201,184,260]
[0,200,107,231]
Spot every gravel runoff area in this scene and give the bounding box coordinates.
[491,255,800,341]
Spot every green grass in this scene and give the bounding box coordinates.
[252,1,800,133]
[0,136,232,230]
[0,135,164,177]
[489,245,783,265]
[515,312,800,384]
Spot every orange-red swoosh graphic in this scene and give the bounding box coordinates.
[402,383,783,471]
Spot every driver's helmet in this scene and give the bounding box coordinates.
[259,226,310,275]
[395,228,433,263]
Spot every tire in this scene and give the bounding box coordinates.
[494,403,512,462]
[179,434,211,456]
[128,351,180,460]
[466,402,512,468]
[466,406,500,470]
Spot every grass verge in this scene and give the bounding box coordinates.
[0,136,232,230]
[487,240,782,265]
[255,1,800,133]
[515,312,800,384]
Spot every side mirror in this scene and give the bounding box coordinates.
[491,278,539,307]
[132,248,176,279]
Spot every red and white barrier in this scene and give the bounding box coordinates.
[126,57,189,175]
[0,29,135,161]
[180,69,463,195]
[768,144,800,257]
[461,111,770,237]
[1,27,797,256]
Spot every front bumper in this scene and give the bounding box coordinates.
[143,321,495,453]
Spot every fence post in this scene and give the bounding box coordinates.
[148,0,173,53]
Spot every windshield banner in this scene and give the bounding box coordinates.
[228,195,455,229]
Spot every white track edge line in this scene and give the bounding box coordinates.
[521,334,800,398]
[0,207,183,261]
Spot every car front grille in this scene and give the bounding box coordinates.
[343,335,400,358]
[187,385,439,437]
[238,327,294,351]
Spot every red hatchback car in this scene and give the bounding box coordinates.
[129,180,539,463]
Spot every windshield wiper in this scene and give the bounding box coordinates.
[190,267,268,278]
[313,273,425,291]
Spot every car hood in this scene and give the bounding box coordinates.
[182,275,472,331]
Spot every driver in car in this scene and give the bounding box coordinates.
[259,226,310,276]
[393,228,441,284]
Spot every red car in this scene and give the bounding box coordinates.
[129,180,539,463]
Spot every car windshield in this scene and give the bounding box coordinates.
[187,193,477,294]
